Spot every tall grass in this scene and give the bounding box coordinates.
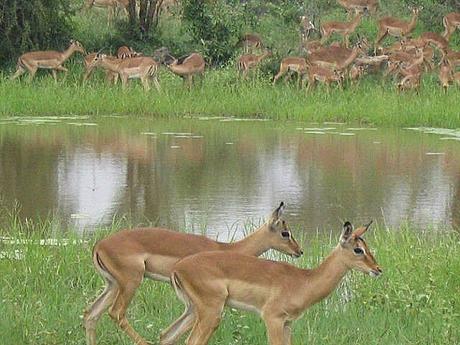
[1,67,460,128]
[1,219,459,345]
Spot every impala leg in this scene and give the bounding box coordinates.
[121,74,128,90]
[11,66,26,80]
[284,322,292,345]
[160,307,195,345]
[185,303,223,345]
[152,76,161,91]
[272,68,285,86]
[141,76,150,91]
[84,280,118,345]
[51,70,58,83]
[83,67,94,83]
[263,316,286,345]
[108,277,149,345]
[28,67,38,83]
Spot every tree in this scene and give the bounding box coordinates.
[0,0,73,65]
[127,0,164,38]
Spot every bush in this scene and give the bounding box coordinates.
[0,0,74,66]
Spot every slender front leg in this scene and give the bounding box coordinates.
[283,321,292,345]
[263,316,286,345]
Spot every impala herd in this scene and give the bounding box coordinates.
[85,202,382,345]
[9,2,460,93]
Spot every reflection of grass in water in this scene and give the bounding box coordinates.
[1,68,460,128]
[1,216,459,345]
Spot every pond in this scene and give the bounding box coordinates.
[0,116,459,238]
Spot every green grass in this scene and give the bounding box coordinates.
[1,219,459,345]
[1,66,460,128]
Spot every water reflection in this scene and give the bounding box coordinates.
[0,118,459,238]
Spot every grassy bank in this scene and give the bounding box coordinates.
[1,68,460,128]
[1,221,459,345]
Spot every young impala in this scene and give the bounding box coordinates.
[320,13,363,48]
[442,12,460,40]
[11,40,85,82]
[90,53,160,91]
[375,7,421,49]
[237,50,272,79]
[165,53,205,89]
[84,202,303,345]
[163,221,381,345]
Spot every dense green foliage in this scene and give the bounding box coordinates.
[1,218,459,344]
[0,0,74,65]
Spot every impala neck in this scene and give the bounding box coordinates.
[223,224,271,256]
[340,48,359,69]
[408,12,418,32]
[352,15,361,28]
[62,45,77,63]
[302,246,349,306]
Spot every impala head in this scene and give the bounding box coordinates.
[264,202,303,258]
[339,221,382,277]
[90,53,108,67]
[409,6,422,16]
[70,40,86,54]
[300,16,315,31]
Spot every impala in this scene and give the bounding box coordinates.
[349,64,367,84]
[165,53,205,89]
[90,54,160,91]
[375,7,421,48]
[439,59,453,93]
[272,57,309,88]
[419,32,449,53]
[397,52,424,93]
[83,53,118,83]
[117,46,143,59]
[237,50,272,79]
[442,12,460,40]
[239,33,264,53]
[308,41,365,71]
[84,202,303,345]
[306,66,344,92]
[337,0,378,16]
[320,13,363,48]
[445,48,460,69]
[163,221,381,345]
[11,40,85,82]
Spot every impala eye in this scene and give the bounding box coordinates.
[281,231,290,238]
[354,247,364,255]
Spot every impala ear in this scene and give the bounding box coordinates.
[271,202,285,221]
[353,220,373,238]
[340,221,353,245]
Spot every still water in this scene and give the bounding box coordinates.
[0,116,459,238]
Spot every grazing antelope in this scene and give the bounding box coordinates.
[308,41,365,71]
[419,32,449,53]
[453,72,460,87]
[163,221,381,345]
[84,202,303,345]
[337,0,378,16]
[439,59,453,93]
[442,12,460,40]
[11,40,85,82]
[165,53,205,89]
[89,54,160,91]
[237,51,272,79]
[306,66,344,92]
[375,7,421,49]
[445,48,460,69]
[349,64,366,84]
[117,46,143,59]
[300,39,323,55]
[272,57,309,88]
[239,33,263,53]
[83,53,118,83]
[320,13,363,48]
